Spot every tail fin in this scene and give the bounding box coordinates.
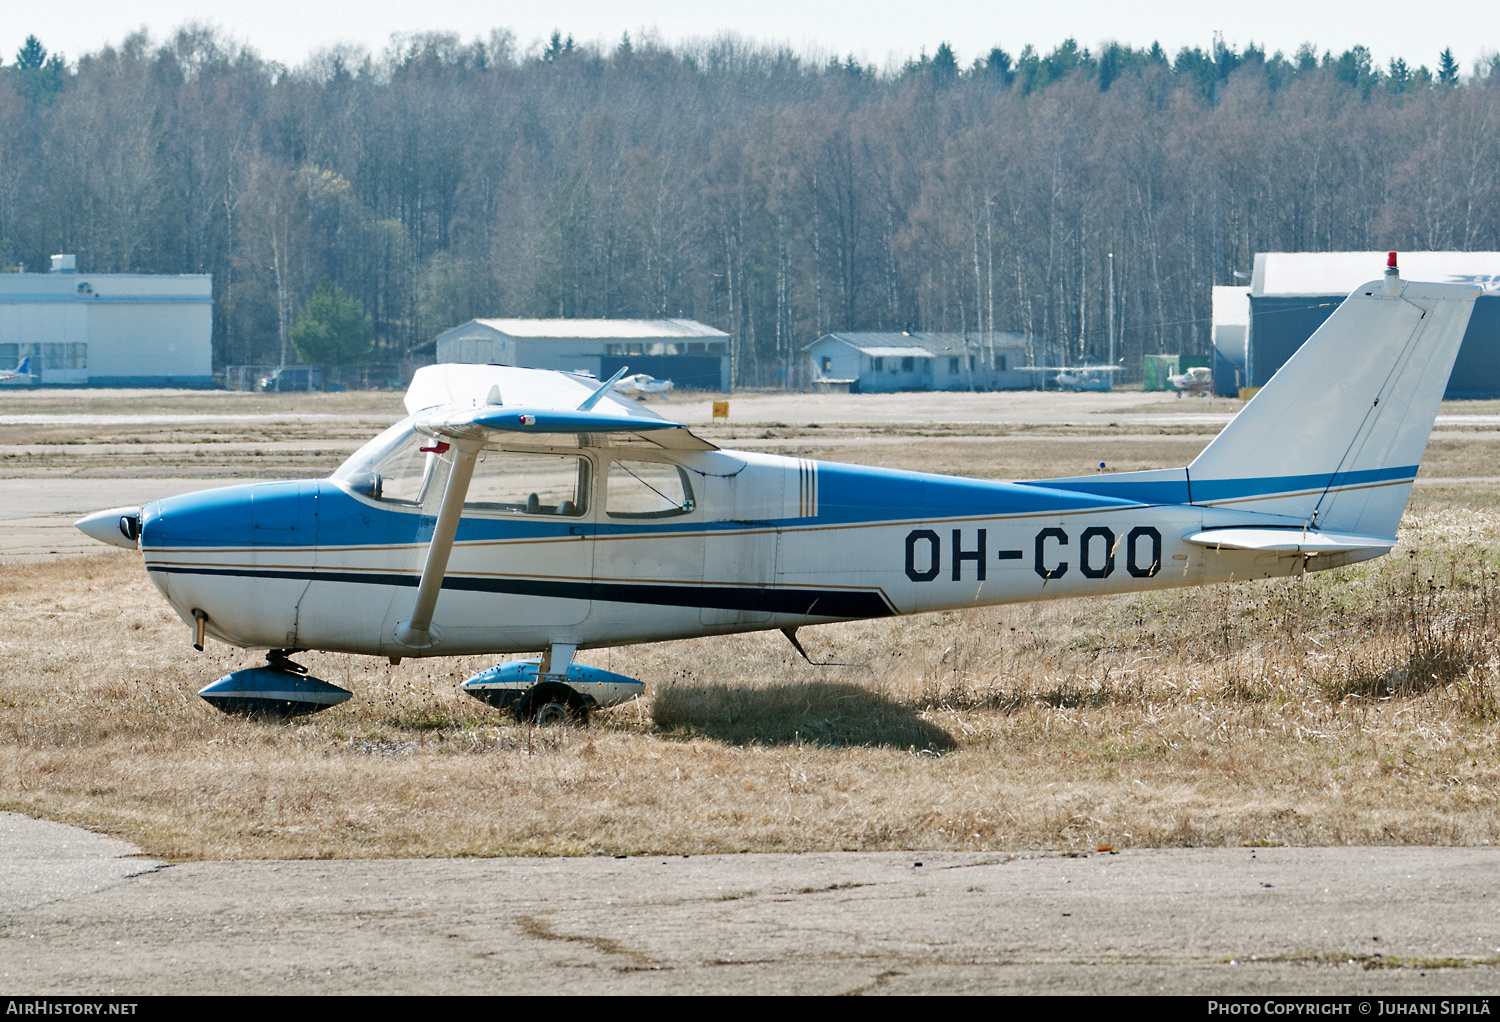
[14,356,29,375]
[1186,275,1481,535]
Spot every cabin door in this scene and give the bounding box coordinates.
[701,525,777,626]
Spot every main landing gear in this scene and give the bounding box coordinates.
[195,643,643,723]
[461,643,645,724]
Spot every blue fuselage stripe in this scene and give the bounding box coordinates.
[136,462,1420,554]
[1188,465,1416,503]
[1021,465,1416,506]
[147,564,896,619]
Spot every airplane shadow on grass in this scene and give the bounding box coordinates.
[649,679,956,751]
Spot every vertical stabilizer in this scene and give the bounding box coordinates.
[1186,270,1480,536]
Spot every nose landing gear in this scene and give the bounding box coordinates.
[197,649,353,716]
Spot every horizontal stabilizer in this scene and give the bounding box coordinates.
[1183,528,1396,557]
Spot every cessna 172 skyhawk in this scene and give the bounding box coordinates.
[75,257,1481,720]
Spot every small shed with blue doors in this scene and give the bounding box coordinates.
[432,318,731,391]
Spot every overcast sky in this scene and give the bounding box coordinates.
[2,0,1491,75]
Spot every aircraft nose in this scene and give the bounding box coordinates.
[74,506,143,550]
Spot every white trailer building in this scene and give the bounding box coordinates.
[0,255,213,387]
[804,331,1045,392]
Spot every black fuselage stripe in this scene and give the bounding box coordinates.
[147,565,896,618]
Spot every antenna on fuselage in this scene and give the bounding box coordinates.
[780,627,867,668]
[577,365,630,411]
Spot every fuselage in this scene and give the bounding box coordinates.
[136,427,1359,658]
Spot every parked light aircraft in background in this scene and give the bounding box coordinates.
[615,373,673,397]
[1047,365,1121,392]
[1169,365,1214,398]
[76,257,1481,720]
[0,356,35,383]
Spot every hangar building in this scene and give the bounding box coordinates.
[432,318,731,391]
[804,331,1049,392]
[1213,252,1500,397]
[0,255,213,387]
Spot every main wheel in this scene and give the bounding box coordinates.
[521,683,590,725]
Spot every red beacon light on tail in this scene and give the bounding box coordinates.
[1385,251,1401,294]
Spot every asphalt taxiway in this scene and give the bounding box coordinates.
[4,814,1500,995]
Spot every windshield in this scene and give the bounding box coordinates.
[332,417,445,506]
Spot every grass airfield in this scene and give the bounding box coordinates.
[4,387,1500,861]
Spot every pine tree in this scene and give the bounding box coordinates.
[931,43,959,88]
[1438,47,1460,85]
[10,35,65,105]
[289,279,372,367]
[14,36,46,69]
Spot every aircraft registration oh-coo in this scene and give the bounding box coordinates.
[75,256,1482,721]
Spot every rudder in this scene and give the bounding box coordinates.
[1186,272,1480,536]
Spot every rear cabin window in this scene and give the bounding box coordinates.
[466,451,589,516]
[607,460,694,518]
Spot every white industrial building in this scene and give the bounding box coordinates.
[432,318,731,391]
[804,331,1047,392]
[1210,285,1251,395]
[0,255,213,387]
[1211,251,1500,397]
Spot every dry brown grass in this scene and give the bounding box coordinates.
[7,395,1500,860]
[5,498,1500,861]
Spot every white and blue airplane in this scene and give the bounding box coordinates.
[75,258,1482,720]
[615,372,674,397]
[0,356,35,383]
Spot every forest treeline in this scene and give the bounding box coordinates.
[1,28,1498,383]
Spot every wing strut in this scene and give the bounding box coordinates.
[394,438,482,649]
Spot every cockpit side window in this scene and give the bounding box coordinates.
[465,450,589,516]
[607,459,695,518]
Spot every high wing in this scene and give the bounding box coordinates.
[393,363,715,650]
[406,363,713,451]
